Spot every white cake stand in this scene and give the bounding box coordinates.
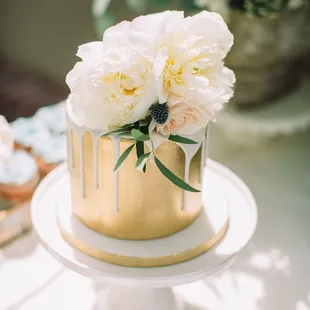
[31,160,257,310]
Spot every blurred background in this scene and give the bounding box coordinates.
[1,0,310,111]
[0,1,310,310]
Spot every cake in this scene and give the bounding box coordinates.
[0,150,39,201]
[11,117,48,152]
[33,103,66,135]
[31,134,66,176]
[61,10,235,266]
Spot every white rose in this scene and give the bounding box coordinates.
[66,43,157,131]
[150,100,210,137]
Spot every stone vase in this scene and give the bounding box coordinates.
[226,6,309,106]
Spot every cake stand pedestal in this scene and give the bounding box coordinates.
[31,160,257,310]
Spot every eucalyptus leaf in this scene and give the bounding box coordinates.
[154,157,200,193]
[103,128,131,136]
[136,152,151,171]
[136,140,144,158]
[126,0,148,12]
[136,141,145,172]
[113,143,135,172]
[131,129,150,141]
[168,135,198,145]
[139,119,150,127]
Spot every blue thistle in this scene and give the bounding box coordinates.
[150,103,169,124]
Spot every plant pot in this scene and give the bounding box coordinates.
[301,5,310,75]
[225,6,309,106]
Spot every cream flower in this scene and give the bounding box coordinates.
[149,99,210,138]
[66,43,157,130]
[103,12,184,51]
[152,11,235,108]
[108,11,235,118]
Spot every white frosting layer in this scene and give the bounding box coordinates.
[0,115,13,160]
[32,134,67,164]
[0,150,38,185]
[34,103,66,135]
[11,103,67,164]
[11,117,48,148]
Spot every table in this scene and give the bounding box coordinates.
[1,124,309,310]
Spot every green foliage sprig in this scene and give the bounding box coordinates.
[106,120,200,192]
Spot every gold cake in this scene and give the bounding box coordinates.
[61,10,235,266]
[67,112,204,240]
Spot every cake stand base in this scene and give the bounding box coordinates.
[94,287,184,310]
[56,164,229,267]
[31,160,258,309]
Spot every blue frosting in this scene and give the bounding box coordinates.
[10,103,67,166]
[11,117,48,148]
[31,134,67,164]
[0,150,38,185]
[34,103,66,135]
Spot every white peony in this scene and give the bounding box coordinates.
[66,42,157,131]
[151,11,235,108]
[101,11,235,135]
[67,10,235,136]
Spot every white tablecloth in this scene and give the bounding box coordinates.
[1,125,309,310]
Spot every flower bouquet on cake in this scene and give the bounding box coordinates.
[64,10,235,266]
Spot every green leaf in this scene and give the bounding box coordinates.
[168,135,198,145]
[126,0,148,13]
[122,124,134,129]
[180,0,199,11]
[136,152,151,171]
[139,119,149,127]
[136,141,144,158]
[136,141,146,172]
[103,128,130,136]
[131,129,150,141]
[113,143,135,172]
[154,157,200,193]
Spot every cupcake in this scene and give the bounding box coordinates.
[33,102,66,135]
[0,115,14,160]
[11,117,48,152]
[31,134,66,176]
[0,150,39,201]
